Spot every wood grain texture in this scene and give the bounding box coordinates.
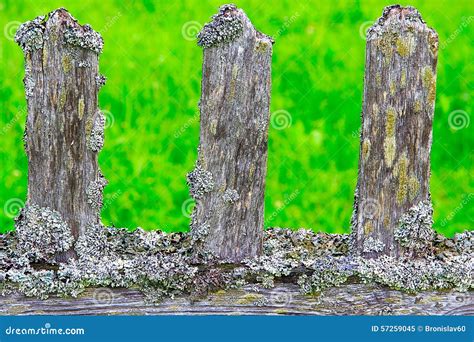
[352,5,439,257]
[189,5,273,262]
[15,9,105,262]
[1,284,471,316]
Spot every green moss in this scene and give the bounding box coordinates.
[400,69,407,88]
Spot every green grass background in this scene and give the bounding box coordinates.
[0,0,472,236]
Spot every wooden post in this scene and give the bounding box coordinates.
[14,9,106,262]
[188,4,273,262]
[351,5,439,257]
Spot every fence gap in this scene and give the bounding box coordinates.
[351,5,439,257]
[187,4,273,262]
[14,9,106,262]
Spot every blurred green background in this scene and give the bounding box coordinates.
[0,0,472,236]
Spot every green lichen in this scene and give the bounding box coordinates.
[395,200,434,252]
[362,139,371,161]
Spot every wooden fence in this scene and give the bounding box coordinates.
[0,5,472,315]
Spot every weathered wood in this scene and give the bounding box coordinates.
[1,284,471,316]
[14,9,106,262]
[351,5,439,257]
[187,5,273,261]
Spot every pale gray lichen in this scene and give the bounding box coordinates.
[187,163,214,199]
[363,236,385,253]
[88,110,105,152]
[1,225,471,301]
[395,200,434,251]
[14,15,46,52]
[14,204,74,262]
[64,23,104,54]
[23,64,36,99]
[223,189,239,203]
[95,74,107,88]
[197,4,243,48]
[86,172,108,211]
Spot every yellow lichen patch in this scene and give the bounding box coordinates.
[362,139,371,161]
[421,66,434,88]
[59,88,67,110]
[396,153,408,205]
[378,31,398,65]
[375,73,382,87]
[427,79,437,105]
[236,293,263,305]
[255,40,269,53]
[428,32,438,57]
[385,107,397,137]
[400,69,407,88]
[389,81,396,96]
[62,54,72,73]
[414,99,422,114]
[85,116,94,136]
[274,308,288,314]
[364,221,374,235]
[408,176,420,201]
[395,36,414,58]
[78,97,85,120]
[383,136,396,168]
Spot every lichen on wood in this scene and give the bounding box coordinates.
[351,5,439,257]
[188,4,274,262]
[14,8,107,262]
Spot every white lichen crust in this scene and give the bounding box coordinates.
[395,200,434,251]
[64,23,104,54]
[223,189,240,204]
[197,4,244,48]
[88,110,105,152]
[14,15,46,52]
[0,227,471,300]
[363,236,385,253]
[14,204,74,262]
[86,172,108,211]
[186,163,214,200]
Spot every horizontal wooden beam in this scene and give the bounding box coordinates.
[1,283,472,316]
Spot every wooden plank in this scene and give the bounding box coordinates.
[1,284,471,316]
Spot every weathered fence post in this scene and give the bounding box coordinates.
[14,9,106,262]
[351,5,438,257]
[187,4,273,262]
